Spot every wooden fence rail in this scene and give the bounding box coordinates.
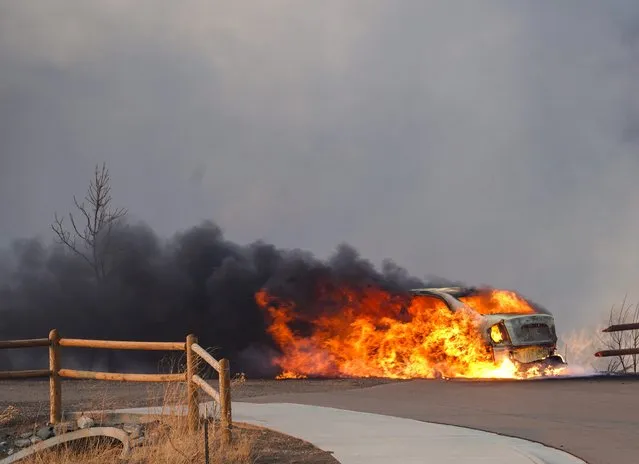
[0,369,50,380]
[0,330,231,440]
[594,323,639,357]
[0,338,49,349]
[59,338,185,351]
[601,322,639,333]
[57,369,186,382]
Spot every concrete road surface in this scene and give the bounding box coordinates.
[100,401,586,464]
[242,376,639,464]
[232,402,586,464]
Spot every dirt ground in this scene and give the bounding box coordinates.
[241,422,340,464]
[0,378,393,423]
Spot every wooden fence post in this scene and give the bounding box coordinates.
[48,329,61,424]
[186,334,199,431]
[219,358,232,444]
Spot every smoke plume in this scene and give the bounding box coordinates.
[0,220,455,376]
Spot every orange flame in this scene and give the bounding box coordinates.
[276,371,308,380]
[256,286,564,380]
[460,290,536,315]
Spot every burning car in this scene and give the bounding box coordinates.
[257,283,567,379]
[409,287,566,371]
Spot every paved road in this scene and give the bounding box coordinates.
[243,376,639,464]
[232,402,586,464]
[105,402,586,464]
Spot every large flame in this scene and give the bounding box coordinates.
[256,285,565,380]
[459,290,536,315]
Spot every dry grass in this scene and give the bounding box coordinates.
[0,377,342,464]
[17,373,254,464]
[1,359,338,464]
[18,423,254,464]
[0,405,20,426]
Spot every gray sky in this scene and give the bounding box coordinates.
[2,1,639,333]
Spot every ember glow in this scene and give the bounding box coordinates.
[256,285,566,380]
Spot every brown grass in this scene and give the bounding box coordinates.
[0,405,20,426]
[16,374,253,464]
[1,361,338,464]
[18,423,254,464]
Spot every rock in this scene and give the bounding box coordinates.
[77,416,95,429]
[7,448,14,455]
[54,422,77,435]
[29,436,42,444]
[14,438,31,448]
[18,432,32,439]
[36,425,54,440]
[122,424,142,439]
[130,437,146,448]
[0,441,7,447]
[144,430,161,445]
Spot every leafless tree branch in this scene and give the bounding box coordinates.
[599,296,639,374]
[51,163,127,280]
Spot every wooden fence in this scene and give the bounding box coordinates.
[0,330,231,440]
[594,322,639,358]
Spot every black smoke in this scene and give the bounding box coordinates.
[0,220,445,377]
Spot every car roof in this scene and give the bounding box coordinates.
[409,287,473,298]
[410,286,552,316]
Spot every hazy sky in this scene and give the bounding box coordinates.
[2,1,639,333]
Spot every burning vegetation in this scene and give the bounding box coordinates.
[256,285,567,380]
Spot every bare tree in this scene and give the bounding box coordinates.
[598,296,639,374]
[51,163,127,280]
